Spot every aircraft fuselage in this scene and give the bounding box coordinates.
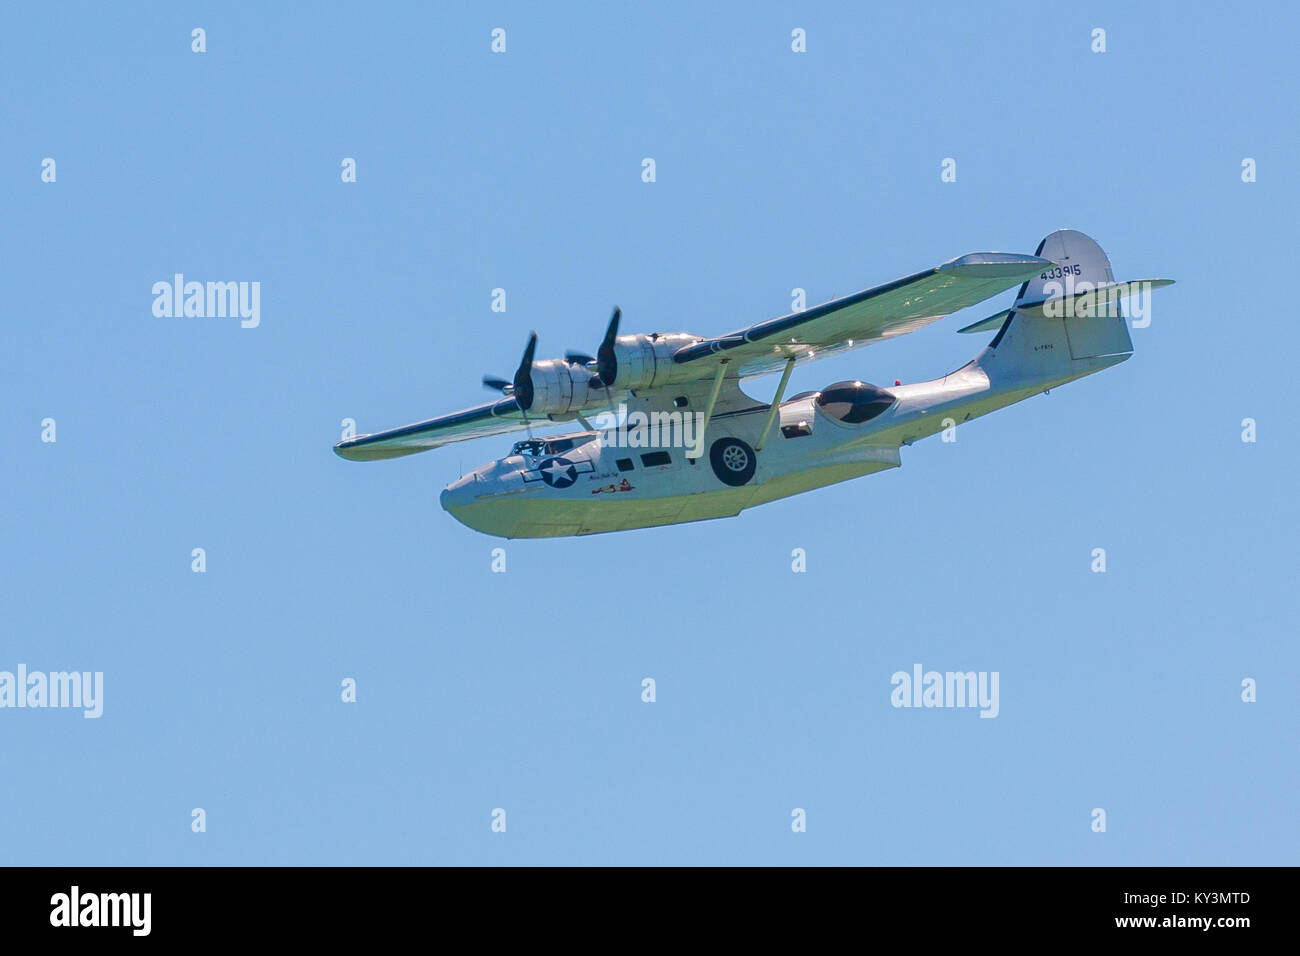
[438,345,1125,538]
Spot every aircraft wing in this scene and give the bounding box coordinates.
[335,250,1054,461]
[334,397,533,460]
[670,252,1054,379]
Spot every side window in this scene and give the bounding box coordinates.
[640,451,671,467]
[616,458,635,472]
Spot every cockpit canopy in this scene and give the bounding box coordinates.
[510,433,596,458]
[815,380,896,424]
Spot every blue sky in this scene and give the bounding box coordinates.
[2,1,1296,865]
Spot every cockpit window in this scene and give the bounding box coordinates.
[511,434,594,458]
[511,439,546,458]
[815,381,896,424]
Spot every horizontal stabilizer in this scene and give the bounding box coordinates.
[956,310,1011,334]
[959,278,1174,332]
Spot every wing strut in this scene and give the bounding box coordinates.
[690,360,729,462]
[754,357,795,452]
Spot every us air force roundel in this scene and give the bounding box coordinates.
[521,455,594,489]
[540,457,578,488]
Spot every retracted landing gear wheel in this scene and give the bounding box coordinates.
[709,437,756,486]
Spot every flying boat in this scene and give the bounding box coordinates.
[335,229,1171,538]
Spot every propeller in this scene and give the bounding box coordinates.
[512,332,538,410]
[566,306,619,385]
[559,308,622,429]
[483,312,620,437]
[481,333,539,438]
[482,333,538,405]
[594,306,620,388]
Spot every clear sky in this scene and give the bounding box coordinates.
[2,1,1296,865]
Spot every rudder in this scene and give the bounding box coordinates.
[982,229,1134,385]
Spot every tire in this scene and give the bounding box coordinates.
[709,437,756,487]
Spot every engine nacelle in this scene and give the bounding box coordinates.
[605,333,703,392]
[521,333,706,417]
[522,359,599,416]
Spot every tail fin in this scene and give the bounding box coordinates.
[976,229,1148,387]
[1010,228,1116,314]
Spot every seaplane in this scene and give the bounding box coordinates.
[335,229,1171,538]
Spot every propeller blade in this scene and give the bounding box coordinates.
[482,375,512,392]
[512,332,538,410]
[594,306,620,388]
[565,351,595,366]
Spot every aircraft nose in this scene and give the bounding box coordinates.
[440,473,476,512]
